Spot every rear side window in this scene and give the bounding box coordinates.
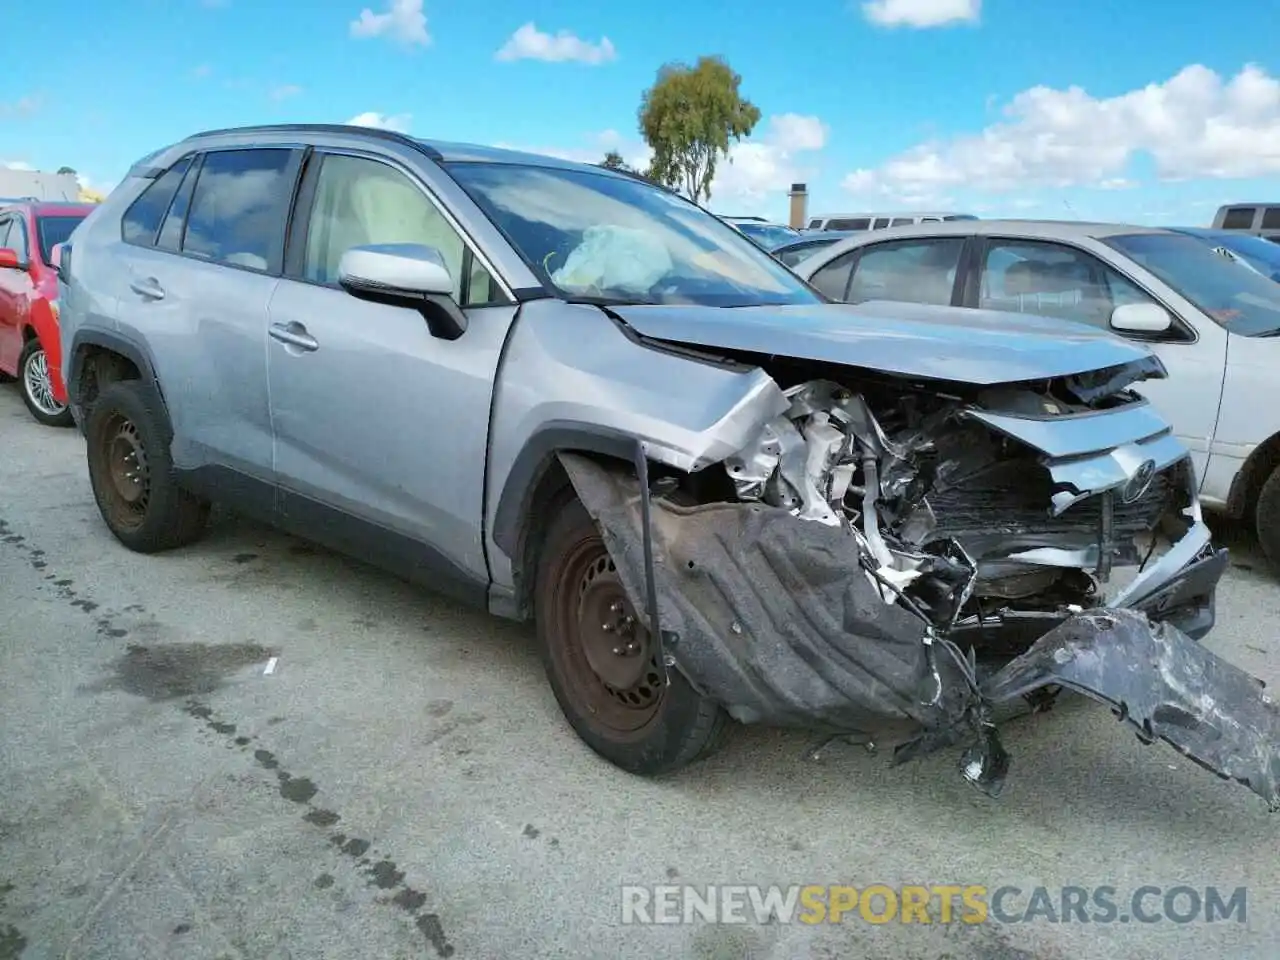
[890,217,914,226]
[1262,208,1280,230]
[873,218,891,229]
[807,218,823,229]
[1222,207,1256,230]
[182,149,295,272]
[847,237,964,306]
[121,156,193,245]
[827,218,870,230]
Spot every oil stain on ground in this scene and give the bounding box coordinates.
[82,642,276,700]
[187,702,456,958]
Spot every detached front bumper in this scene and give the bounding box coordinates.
[559,453,1276,809]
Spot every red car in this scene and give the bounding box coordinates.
[0,200,94,426]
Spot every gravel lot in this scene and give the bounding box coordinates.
[0,382,1276,960]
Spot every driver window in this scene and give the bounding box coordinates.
[302,154,502,306]
[979,240,1159,329]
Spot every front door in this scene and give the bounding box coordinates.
[968,236,1227,485]
[266,150,517,591]
[0,215,32,375]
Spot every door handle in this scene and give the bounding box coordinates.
[269,321,319,352]
[129,277,165,300]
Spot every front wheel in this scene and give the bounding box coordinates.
[84,380,211,553]
[1255,464,1280,573]
[535,496,729,775]
[18,339,73,427]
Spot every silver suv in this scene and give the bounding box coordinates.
[56,124,1278,807]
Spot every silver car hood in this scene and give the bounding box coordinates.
[609,299,1164,386]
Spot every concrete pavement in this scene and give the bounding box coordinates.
[0,383,1275,960]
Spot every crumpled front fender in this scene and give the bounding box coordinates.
[981,607,1280,810]
[559,452,1279,809]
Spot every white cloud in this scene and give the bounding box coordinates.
[708,114,829,206]
[0,95,42,118]
[861,0,980,28]
[3,161,34,171]
[495,23,617,64]
[350,0,430,46]
[271,84,303,101]
[346,111,412,132]
[843,63,1280,201]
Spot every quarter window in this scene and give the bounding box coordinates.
[182,148,295,272]
[873,218,891,229]
[300,153,504,306]
[846,238,964,306]
[1262,207,1280,230]
[826,218,870,231]
[979,240,1157,329]
[809,251,856,300]
[157,156,201,252]
[121,156,193,246]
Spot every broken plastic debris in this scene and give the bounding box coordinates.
[264,656,279,675]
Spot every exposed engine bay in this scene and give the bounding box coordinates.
[558,357,1279,810]
[719,372,1193,663]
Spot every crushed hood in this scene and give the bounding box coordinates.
[609,300,1166,387]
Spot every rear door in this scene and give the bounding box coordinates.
[116,146,302,488]
[807,235,969,306]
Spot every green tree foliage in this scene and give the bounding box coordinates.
[56,166,77,175]
[600,150,628,171]
[638,56,760,204]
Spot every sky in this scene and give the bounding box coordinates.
[3,0,1279,225]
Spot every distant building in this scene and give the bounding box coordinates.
[0,167,81,203]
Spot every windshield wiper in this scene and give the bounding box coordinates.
[563,294,660,307]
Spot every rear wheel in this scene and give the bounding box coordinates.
[18,339,72,427]
[535,496,728,775]
[85,380,211,553]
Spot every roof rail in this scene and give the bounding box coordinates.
[179,123,444,160]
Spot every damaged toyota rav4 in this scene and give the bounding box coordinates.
[59,125,1277,807]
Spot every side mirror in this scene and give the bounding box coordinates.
[337,243,465,340]
[0,248,23,270]
[1110,302,1172,334]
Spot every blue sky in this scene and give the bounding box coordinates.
[4,0,1279,225]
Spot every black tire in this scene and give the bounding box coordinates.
[534,496,729,775]
[84,380,211,553]
[18,338,73,427]
[1255,465,1280,572]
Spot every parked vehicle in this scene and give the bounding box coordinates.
[770,231,856,267]
[1165,227,1280,282]
[1211,203,1280,243]
[57,125,1276,808]
[792,219,1280,569]
[0,200,94,425]
[805,212,977,232]
[720,216,801,248]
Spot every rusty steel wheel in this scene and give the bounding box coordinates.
[535,496,728,775]
[84,380,210,553]
[555,538,666,734]
[98,412,151,532]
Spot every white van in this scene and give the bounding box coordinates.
[1211,203,1280,242]
[806,212,978,232]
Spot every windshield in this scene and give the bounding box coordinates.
[1105,232,1280,337]
[445,162,821,307]
[36,215,85,265]
[733,221,800,249]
